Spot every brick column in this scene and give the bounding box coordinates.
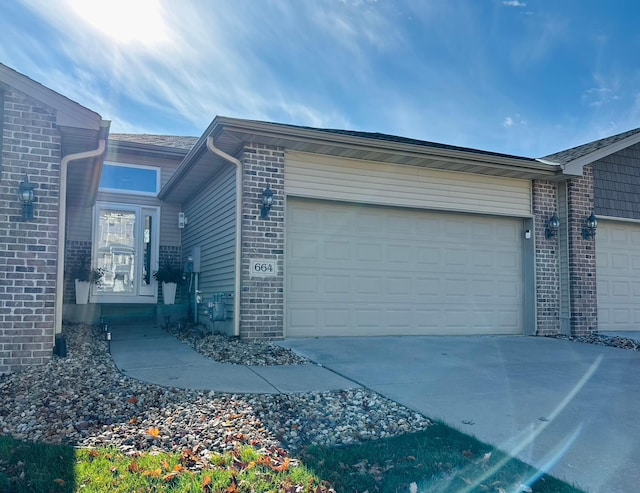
[532,180,560,335]
[239,143,285,339]
[0,86,61,373]
[567,165,598,335]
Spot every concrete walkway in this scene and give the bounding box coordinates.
[279,335,640,493]
[108,324,359,394]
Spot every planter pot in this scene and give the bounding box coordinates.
[162,282,177,305]
[75,280,91,304]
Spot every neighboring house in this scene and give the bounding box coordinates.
[3,62,640,374]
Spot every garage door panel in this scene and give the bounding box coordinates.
[286,199,523,337]
[597,221,640,331]
[324,241,350,260]
[355,243,379,261]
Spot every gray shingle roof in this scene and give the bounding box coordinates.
[543,127,640,165]
[109,134,199,150]
[244,119,536,162]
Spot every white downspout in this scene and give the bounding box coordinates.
[54,139,107,336]
[206,136,242,337]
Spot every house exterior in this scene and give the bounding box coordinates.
[3,62,640,373]
[0,64,109,374]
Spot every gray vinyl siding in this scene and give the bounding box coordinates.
[558,181,571,334]
[66,206,93,241]
[182,163,237,320]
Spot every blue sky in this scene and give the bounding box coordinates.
[1,0,639,157]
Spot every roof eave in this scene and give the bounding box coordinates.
[159,117,562,203]
[559,131,640,175]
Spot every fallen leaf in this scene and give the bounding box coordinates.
[147,428,161,439]
[481,452,492,465]
[273,457,291,473]
[127,396,139,405]
[162,460,170,471]
[202,475,212,491]
[128,461,141,473]
[53,478,66,487]
[163,471,180,482]
[142,469,162,479]
[462,450,475,459]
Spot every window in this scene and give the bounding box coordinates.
[99,162,160,195]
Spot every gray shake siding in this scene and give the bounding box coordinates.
[593,142,640,219]
[182,162,237,333]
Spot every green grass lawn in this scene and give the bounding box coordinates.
[301,421,588,493]
[0,425,587,493]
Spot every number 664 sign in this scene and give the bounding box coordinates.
[249,259,278,278]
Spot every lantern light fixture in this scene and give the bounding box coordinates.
[545,213,560,239]
[582,212,598,240]
[19,174,35,221]
[261,185,274,219]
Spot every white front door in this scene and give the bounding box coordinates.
[92,202,160,303]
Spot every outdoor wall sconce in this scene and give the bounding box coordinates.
[545,213,560,239]
[582,212,598,240]
[261,185,274,219]
[19,174,35,221]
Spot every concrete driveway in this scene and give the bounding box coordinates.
[279,335,640,493]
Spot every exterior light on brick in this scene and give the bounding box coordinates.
[581,212,598,240]
[18,174,35,221]
[545,213,560,239]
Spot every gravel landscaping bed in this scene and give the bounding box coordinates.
[164,323,309,365]
[550,332,640,351]
[0,324,431,463]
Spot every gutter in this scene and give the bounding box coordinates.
[206,136,242,337]
[54,122,110,337]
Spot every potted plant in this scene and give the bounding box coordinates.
[69,255,104,304]
[153,261,184,305]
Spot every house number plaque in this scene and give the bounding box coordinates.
[249,259,278,278]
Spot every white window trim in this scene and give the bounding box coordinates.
[99,161,161,196]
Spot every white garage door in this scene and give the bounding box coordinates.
[285,198,524,337]
[596,220,640,331]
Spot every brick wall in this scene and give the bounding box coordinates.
[532,180,560,335]
[239,143,285,339]
[63,240,92,303]
[567,165,598,335]
[0,85,61,373]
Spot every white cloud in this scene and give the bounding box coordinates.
[503,0,526,7]
[503,114,526,128]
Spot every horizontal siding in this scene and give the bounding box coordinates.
[286,151,532,217]
[183,164,237,310]
[159,202,181,246]
[66,206,93,241]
